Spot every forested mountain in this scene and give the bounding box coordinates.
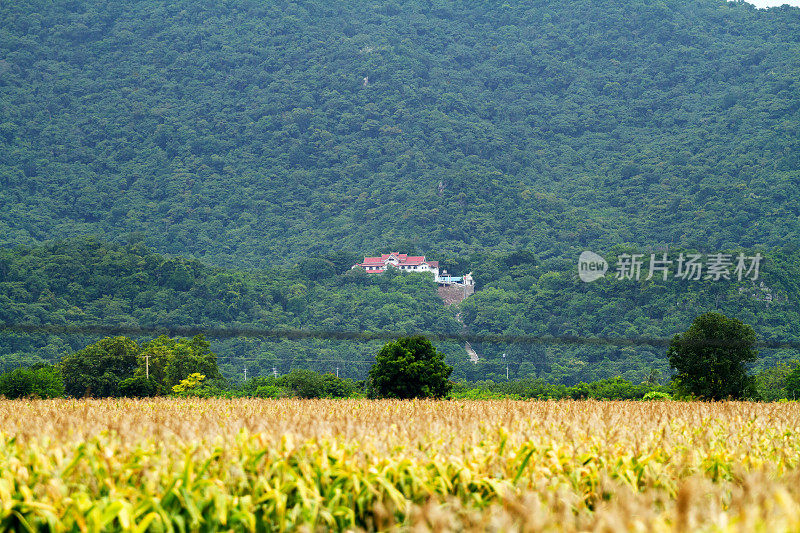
[1,1,799,383]
[1,0,799,267]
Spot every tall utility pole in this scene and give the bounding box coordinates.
[145,353,149,379]
[503,353,508,380]
[244,367,247,381]
[336,367,339,378]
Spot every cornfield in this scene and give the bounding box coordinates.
[2,399,800,531]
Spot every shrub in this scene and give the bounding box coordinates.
[254,385,291,398]
[172,373,209,396]
[643,391,673,401]
[0,366,64,399]
[278,369,325,398]
[321,373,358,398]
[119,376,160,397]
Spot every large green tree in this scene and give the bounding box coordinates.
[369,336,452,399]
[61,336,139,398]
[667,312,758,400]
[137,335,222,391]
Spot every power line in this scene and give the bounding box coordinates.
[217,357,373,362]
[0,323,798,350]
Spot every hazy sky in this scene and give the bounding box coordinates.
[738,0,800,7]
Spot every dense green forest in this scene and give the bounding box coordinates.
[1,239,798,383]
[0,239,463,380]
[1,0,799,384]
[1,0,799,267]
[458,246,800,382]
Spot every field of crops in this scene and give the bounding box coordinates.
[2,399,800,532]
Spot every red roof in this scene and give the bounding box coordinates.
[353,252,438,270]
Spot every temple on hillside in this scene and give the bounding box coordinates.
[352,252,474,288]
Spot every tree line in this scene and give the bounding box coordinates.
[3,316,800,401]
